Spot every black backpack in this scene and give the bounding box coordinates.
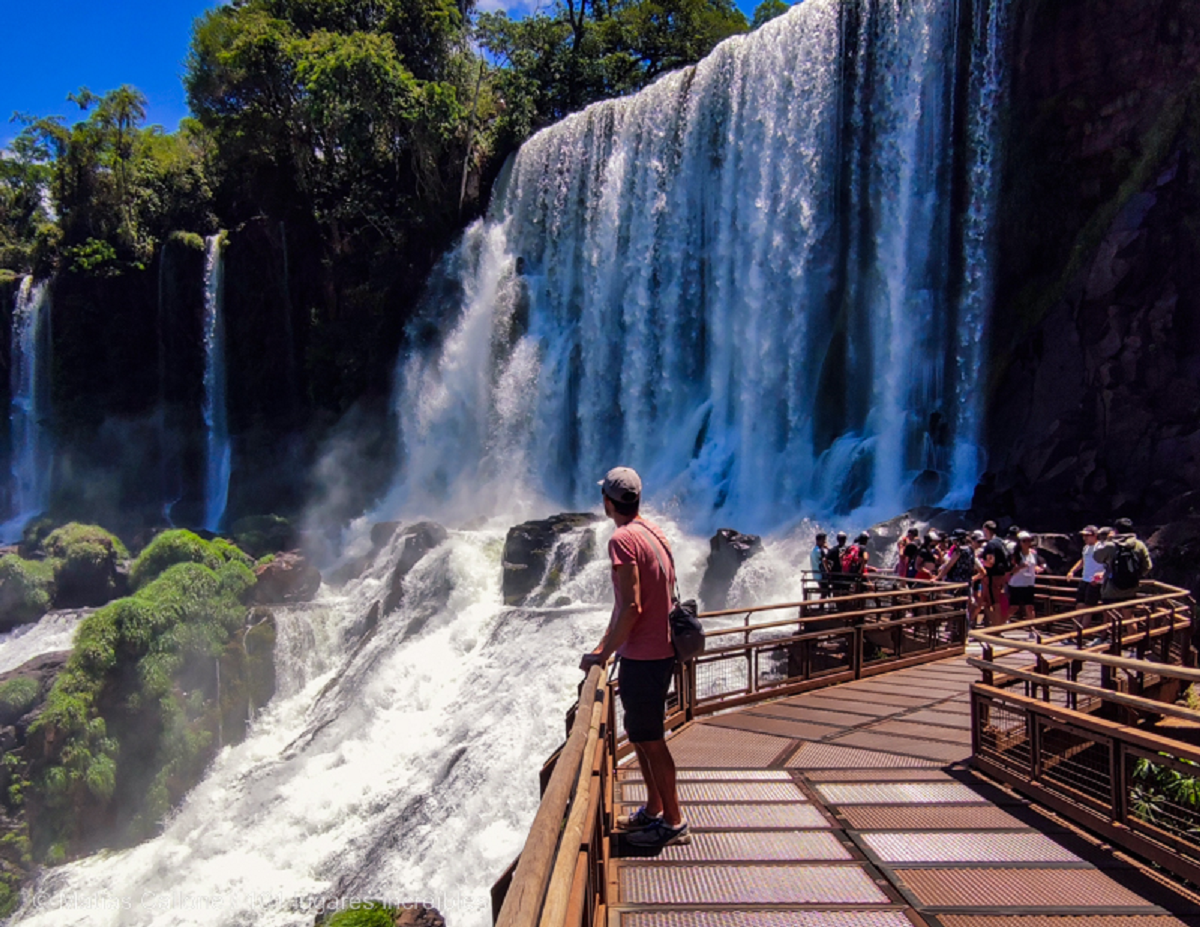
[1111,541,1142,590]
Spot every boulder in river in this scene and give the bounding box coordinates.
[502,514,602,606]
[252,551,322,604]
[699,528,763,611]
[380,522,450,617]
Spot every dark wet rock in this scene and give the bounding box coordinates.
[380,522,450,617]
[0,650,69,733]
[982,0,1200,528]
[326,520,407,587]
[1147,518,1200,603]
[699,529,763,610]
[502,514,602,606]
[231,515,296,559]
[252,551,322,604]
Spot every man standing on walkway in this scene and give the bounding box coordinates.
[581,466,690,848]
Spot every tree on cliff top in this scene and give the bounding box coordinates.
[478,0,748,142]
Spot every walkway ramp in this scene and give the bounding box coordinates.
[612,656,1198,926]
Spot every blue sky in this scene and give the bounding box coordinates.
[0,0,223,149]
[1,0,766,150]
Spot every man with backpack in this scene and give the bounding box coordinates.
[1093,517,1153,603]
[580,467,689,848]
[841,532,872,594]
[979,520,1011,626]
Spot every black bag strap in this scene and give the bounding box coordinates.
[632,521,680,603]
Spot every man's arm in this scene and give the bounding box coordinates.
[581,563,641,670]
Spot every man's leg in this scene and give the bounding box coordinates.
[635,739,682,827]
[632,742,664,817]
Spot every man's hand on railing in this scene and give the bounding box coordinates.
[579,651,606,673]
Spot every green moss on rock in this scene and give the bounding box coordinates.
[0,678,39,725]
[43,523,129,607]
[0,556,56,628]
[28,557,261,857]
[128,529,250,590]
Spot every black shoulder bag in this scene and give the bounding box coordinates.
[633,523,705,663]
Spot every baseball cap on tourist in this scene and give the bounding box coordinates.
[1018,531,1033,541]
[599,467,642,504]
[1114,517,1134,532]
[1081,525,1098,535]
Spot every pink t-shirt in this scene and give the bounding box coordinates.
[609,519,676,661]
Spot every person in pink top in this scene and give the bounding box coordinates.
[580,466,689,849]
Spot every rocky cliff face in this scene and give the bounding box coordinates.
[982,0,1200,528]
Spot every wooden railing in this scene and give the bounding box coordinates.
[968,579,1200,885]
[492,573,969,926]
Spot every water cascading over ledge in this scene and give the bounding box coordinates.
[3,277,52,542]
[388,0,1009,531]
[202,233,231,532]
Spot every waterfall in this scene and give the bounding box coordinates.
[3,277,52,541]
[384,0,1010,532]
[202,234,231,532]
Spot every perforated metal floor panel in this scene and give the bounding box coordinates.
[620,781,806,803]
[672,802,831,830]
[861,832,1082,863]
[705,712,842,740]
[805,768,958,782]
[816,783,984,805]
[902,709,973,728]
[650,830,852,862]
[786,741,942,769]
[831,731,972,763]
[620,864,892,905]
[839,805,1032,831]
[868,720,973,744]
[667,724,794,768]
[620,912,917,927]
[753,705,886,727]
[619,769,794,781]
[893,868,1158,909]
[935,917,1197,927]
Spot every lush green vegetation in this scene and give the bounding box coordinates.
[477,0,749,144]
[28,555,257,853]
[0,678,40,724]
[320,902,403,927]
[0,556,56,626]
[42,523,130,606]
[128,529,251,590]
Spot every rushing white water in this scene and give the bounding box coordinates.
[5,513,715,926]
[384,0,1008,533]
[3,278,52,542]
[0,609,84,675]
[202,234,231,532]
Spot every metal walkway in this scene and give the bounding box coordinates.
[611,655,1200,927]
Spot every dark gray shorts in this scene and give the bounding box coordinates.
[1008,584,1035,608]
[618,657,675,743]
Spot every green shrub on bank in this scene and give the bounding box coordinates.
[320,902,399,927]
[128,530,250,590]
[43,523,129,605]
[0,556,56,626]
[231,514,294,558]
[0,678,39,722]
[31,558,257,854]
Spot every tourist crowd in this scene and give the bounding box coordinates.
[809,518,1153,628]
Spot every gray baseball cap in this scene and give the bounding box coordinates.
[599,466,642,504]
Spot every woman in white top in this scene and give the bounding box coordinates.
[1007,531,1044,624]
[1066,525,1104,612]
